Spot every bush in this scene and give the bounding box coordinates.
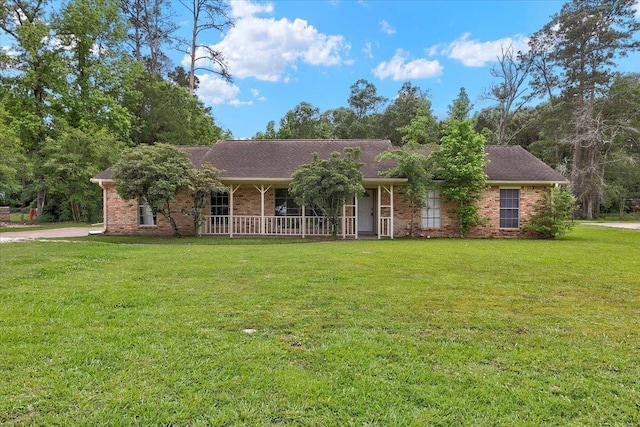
[525,186,575,239]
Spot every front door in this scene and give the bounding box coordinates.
[358,190,374,233]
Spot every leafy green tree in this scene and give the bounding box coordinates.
[430,119,488,237]
[289,148,365,237]
[253,120,277,139]
[322,107,359,140]
[447,87,473,121]
[128,77,229,145]
[379,82,437,146]
[275,102,331,139]
[42,122,122,222]
[0,102,25,202]
[398,103,439,147]
[525,186,575,239]
[112,143,193,236]
[348,79,387,119]
[185,163,226,234]
[1,0,64,218]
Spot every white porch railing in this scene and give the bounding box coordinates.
[379,216,392,238]
[201,215,356,237]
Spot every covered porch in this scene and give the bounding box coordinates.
[199,182,399,239]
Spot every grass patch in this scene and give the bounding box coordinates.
[1,226,639,425]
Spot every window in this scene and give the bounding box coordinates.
[421,189,441,229]
[274,189,321,216]
[500,189,520,228]
[210,192,229,216]
[139,197,156,226]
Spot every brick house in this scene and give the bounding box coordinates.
[91,139,569,238]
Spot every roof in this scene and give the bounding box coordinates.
[92,139,569,184]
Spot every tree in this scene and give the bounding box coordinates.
[120,0,178,78]
[377,146,433,235]
[128,77,229,145]
[348,79,387,119]
[397,102,439,146]
[42,122,122,222]
[482,44,537,145]
[289,148,365,237]
[176,0,233,95]
[526,0,640,218]
[185,163,226,234]
[322,107,359,140]
[379,82,436,146]
[1,0,62,219]
[525,186,575,239]
[447,87,473,121]
[0,102,25,202]
[430,119,488,237]
[112,143,193,236]
[276,102,331,139]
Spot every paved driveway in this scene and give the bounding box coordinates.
[583,222,640,230]
[0,227,103,243]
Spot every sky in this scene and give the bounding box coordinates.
[144,0,640,139]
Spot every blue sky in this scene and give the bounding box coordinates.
[181,0,640,139]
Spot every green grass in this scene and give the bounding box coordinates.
[1,226,639,426]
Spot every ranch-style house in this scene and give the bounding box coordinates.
[91,139,569,239]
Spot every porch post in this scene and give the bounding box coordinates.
[377,185,382,239]
[342,202,346,239]
[254,185,271,235]
[302,205,306,238]
[354,194,358,240]
[229,185,240,237]
[390,184,394,239]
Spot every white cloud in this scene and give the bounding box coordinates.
[634,0,640,17]
[250,88,266,101]
[229,99,254,107]
[363,41,373,59]
[380,19,396,35]
[436,32,529,67]
[187,1,350,82]
[196,73,241,105]
[373,49,443,81]
[230,0,274,19]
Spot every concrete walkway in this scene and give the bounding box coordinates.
[0,226,103,243]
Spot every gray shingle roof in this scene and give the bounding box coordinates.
[92,140,569,184]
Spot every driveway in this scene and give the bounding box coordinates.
[0,226,103,243]
[583,222,640,230]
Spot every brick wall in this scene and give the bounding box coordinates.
[232,186,275,216]
[392,185,547,238]
[103,183,195,236]
[102,182,549,238]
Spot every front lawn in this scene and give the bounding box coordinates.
[1,226,638,425]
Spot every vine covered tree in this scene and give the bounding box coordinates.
[431,119,488,237]
[289,148,365,237]
[185,163,226,234]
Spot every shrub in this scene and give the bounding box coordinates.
[525,186,575,239]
